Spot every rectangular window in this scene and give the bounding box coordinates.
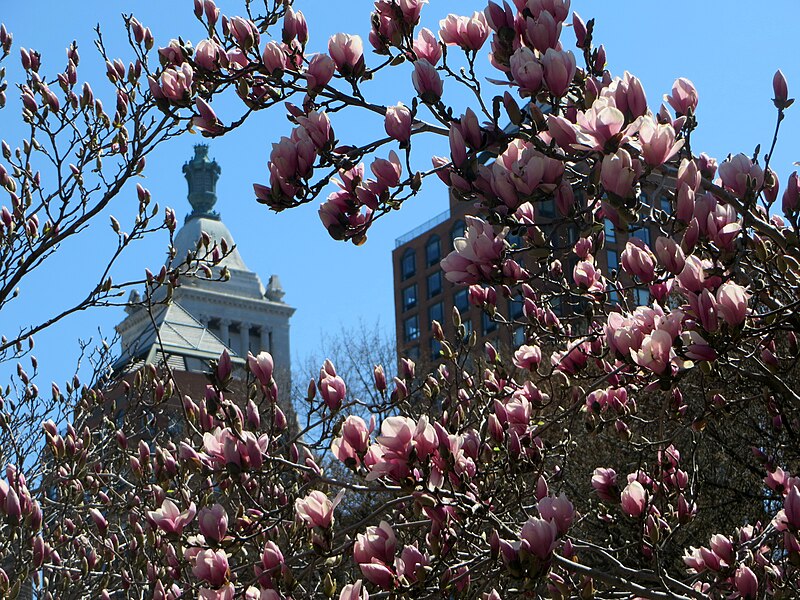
[509,296,524,320]
[426,237,441,266]
[539,198,555,219]
[462,318,473,340]
[404,315,420,342]
[427,271,442,298]
[428,302,444,327]
[604,219,616,243]
[482,312,497,335]
[401,250,416,280]
[430,338,442,360]
[513,326,526,348]
[608,285,620,306]
[607,249,619,271]
[454,289,469,312]
[660,195,672,214]
[632,227,651,246]
[633,287,650,306]
[402,284,417,312]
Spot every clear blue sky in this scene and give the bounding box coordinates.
[1,1,798,393]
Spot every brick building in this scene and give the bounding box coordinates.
[392,184,673,364]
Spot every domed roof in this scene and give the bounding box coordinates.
[172,214,249,272]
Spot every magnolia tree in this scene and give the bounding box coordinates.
[2,0,800,598]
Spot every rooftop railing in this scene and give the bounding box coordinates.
[394,207,451,248]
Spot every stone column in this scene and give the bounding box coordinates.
[241,323,250,357]
[219,319,230,347]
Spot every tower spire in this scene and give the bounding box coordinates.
[183,144,221,220]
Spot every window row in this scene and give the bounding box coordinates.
[401,272,443,312]
[400,221,468,280]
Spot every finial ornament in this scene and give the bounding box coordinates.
[183,144,221,220]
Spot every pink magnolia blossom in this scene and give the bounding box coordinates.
[735,566,759,600]
[283,7,308,45]
[412,60,443,103]
[439,12,489,51]
[592,467,618,502]
[198,504,228,544]
[195,39,225,71]
[441,216,505,284]
[319,362,346,411]
[332,415,370,465]
[573,258,604,293]
[158,64,193,103]
[621,238,656,283]
[654,236,685,275]
[489,139,563,208]
[229,16,259,49]
[665,77,698,116]
[620,480,647,517]
[339,580,369,600]
[295,490,340,529]
[193,97,223,136]
[509,47,543,96]
[513,344,542,370]
[147,498,196,535]
[354,521,397,584]
[542,48,576,97]
[384,103,412,143]
[247,351,274,387]
[774,69,792,109]
[413,28,442,65]
[715,281,749,327]
[192,549,229,588]
[520,516,558,559]
[637,117,683,166]
[538,494,574,535]
[783,171,799,215]
[306,53,335,93]
[524,10,561,53]
[261,41,287,76]
[546,114,579,150]
[601,148,638,198]
[718,153,764,198]
[329,33,365,77]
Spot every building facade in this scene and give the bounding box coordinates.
[392,185,673,364]
[115,144,295,389]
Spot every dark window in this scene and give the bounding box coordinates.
[401,248,416,280]
[539,198,555,219]
[462,318,473,340]
[632,227,651,246]
[430,338,442,360]
[513,326,525,348]
[608,285,620,306]
[509,296,524,320]
[427,271,442,298]
[404,315,420,342]
[604,219,616,243]
[428,302,444,326]
[507,231,523,249]
[640,191,649,205]
[633,287,650,306]
[402,284,417,311]
[426,235,441,266]
[660,195,672,214]
[406,345,420,360]
[451,220,466,244]
[482,312,497,335]
[607,249,619,272]
[454,289,469,312]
